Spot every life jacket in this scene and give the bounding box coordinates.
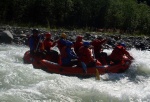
[74,41,83,56]
[39,41,44,51]
[29,35,39,51]
[109,45,125,61]
[60,46,77,66]
[43,38,55,51]
[60,46,67,59]
[57,38,66,51]
[91,39,107,57]
[78,46,94,65]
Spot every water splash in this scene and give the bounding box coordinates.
[0,45,150,102]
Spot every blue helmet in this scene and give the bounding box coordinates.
[83,42,90,47]
[66,41,73,46]
[120,42,126,47]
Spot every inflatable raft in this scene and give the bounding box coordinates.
[23,50,132,77]
[39,57,132,77]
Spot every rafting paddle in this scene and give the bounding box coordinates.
[81,62,87,73]
[92,49,100,80]
[35,34,43,52]
[95,69,100,80]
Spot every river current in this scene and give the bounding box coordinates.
[0,44,150,102]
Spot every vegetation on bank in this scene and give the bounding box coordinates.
[0,0,150,36]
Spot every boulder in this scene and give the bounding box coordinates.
[0,30,13,44]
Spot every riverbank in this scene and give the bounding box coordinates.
[0,25,150,51]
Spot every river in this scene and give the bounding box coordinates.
[0,44,150,102]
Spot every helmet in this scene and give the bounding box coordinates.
[61,33,67,39]
[76,35,83,41]
[83,42,90,47]
[66,41,73,46]
[120,42,126,47]
[32,29,39,34]
[45,32,51,38]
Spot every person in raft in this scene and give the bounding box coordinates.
[78,42,102,67]
[43,32,56,53]
[57,33,67,51]
[29,29,43,55]
[43,32,59,63]
[91,35,108,65]
[60,41,78,66]
[74,35,83,56]
[108,42,134,64]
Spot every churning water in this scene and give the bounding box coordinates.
[0,44,150,102]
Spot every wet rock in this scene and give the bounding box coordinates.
[0,30,13,44]
[0,25,149,51]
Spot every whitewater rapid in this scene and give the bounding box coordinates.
[0,44,150,102]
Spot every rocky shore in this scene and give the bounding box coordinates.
[0,25,150,51]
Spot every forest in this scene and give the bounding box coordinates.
[0,0,150,35]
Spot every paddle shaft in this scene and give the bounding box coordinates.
[92,49,100,80]
[35,35,42,52]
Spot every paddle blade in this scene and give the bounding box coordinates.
[81,62,87,73]
[95,69,100,80]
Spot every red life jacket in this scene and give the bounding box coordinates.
[78,46,94,64]
[60,46,67,59]
[74,41,83,56]
[91,39,107,56]
[43,39,55,51]
[109,45,125,61]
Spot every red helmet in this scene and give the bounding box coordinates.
[76,35,83,41]
[45,32,51,38]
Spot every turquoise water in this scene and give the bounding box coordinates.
[0,44,150,102]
